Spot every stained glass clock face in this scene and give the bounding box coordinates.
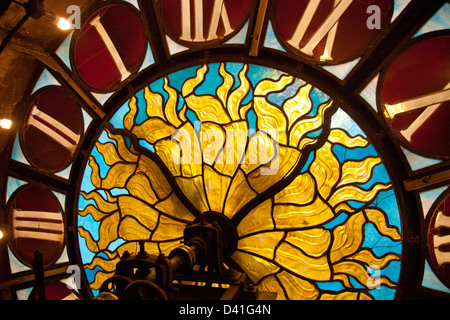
[76,62,402,300]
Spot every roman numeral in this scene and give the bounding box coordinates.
[28,106,81,154]
[384,83,450,142]
[180,0,233,42]
[13,209,64,243]
[90,15,131,81]
[287,0,352,59]
[433,234,450,267]
[432,210,450,267]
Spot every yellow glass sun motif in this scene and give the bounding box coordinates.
[77,63,402,300]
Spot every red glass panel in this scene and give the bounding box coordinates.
[380,35,450,157]
[21,86,84,173]
[8,186,65,267]
[427,193,450,288]
[72,4,147,92]
[274,0,392,63]
[29,281,79,300]
[162,0,253,46]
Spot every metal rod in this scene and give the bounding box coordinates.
[32,250,46,300]
[404,168,450,191]
[0,12,29,56]
[249,0,269,57]
[169,243,201,272]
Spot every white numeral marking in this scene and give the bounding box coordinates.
[180,0,234,42]
[90,15,131,81]
[29,106,80,154]
[384,83,450,142]
[13,209,64,243]
[288,0,352,58]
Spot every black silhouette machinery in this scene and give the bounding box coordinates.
[95,213,275,300]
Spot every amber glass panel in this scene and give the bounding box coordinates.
[78,63,402,299]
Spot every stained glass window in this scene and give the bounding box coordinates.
[1,0,449,303]
[77,63,402,299]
